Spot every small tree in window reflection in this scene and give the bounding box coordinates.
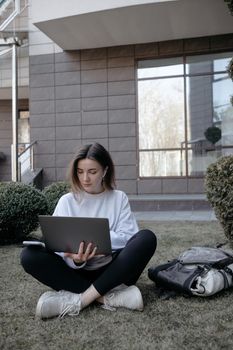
[204,126,222,145]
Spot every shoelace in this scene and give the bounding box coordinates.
[59,301,81,319]
[100,292,117,311]
[100,304,116,312]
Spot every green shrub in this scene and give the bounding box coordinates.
[43,181,70,215]
[205,155,233,242]
[0,182,48,245]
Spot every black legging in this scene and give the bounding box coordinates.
[20,229,157,295]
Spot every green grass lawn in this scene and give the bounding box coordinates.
[0,221,233,350]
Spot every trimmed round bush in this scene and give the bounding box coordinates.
[43,181,70,215]
[204,126,221,145]
[0,182,48,245]
[205,155,233,242]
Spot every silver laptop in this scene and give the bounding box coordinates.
[38,215,112,255]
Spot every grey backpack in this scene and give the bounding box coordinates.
[148,246,233,297]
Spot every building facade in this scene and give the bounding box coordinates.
[0,0,233,195]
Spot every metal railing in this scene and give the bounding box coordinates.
[0,0,21,31]
[17,141,36,181]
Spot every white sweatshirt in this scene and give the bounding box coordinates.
[53,190,139,269]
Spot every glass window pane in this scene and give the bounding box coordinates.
[186,75,214,143]
[187,74,233,147]
[187,149,220,176]
[138,57,183,79]
[222,147,233,156]
[0,47,12,88]
[140,151,185,177]
[18,118,30,143]
[186,52,233,75]
[214,56,232,72]
[138,78,185,149]
[213,74,233,146]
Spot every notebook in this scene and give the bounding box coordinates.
[38,215,112,254]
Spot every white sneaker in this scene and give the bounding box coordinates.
[103,285,144,311]
[36,290,82,319]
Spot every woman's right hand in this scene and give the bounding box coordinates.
[64,241,97,264]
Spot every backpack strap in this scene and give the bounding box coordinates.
[212,256,233,269]
[218,270,230,289]
[216,242,228,248]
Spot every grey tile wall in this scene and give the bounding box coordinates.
[135,42,159,58]
[137,179,162,194]
[30,73,54,88]
[30,87,55,101]
[29,34,233,192]
[56,112,81,126]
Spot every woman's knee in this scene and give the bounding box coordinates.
[137,229,157,252]
[20,246,43,272]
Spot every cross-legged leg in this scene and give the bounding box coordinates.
[21,229,156,318]
[20,246,104,293]
[93,229,157,295]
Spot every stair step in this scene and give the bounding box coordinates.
[21,168,43,189]
[128,194,211,211]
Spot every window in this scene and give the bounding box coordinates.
[137,52,233,177]
[18,109,30,154]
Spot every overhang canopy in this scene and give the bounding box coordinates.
[33,0,233,50]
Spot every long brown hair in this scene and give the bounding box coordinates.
[69,143,116,193]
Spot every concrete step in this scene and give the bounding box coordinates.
[21,168,43,190]
[128,194,211,211]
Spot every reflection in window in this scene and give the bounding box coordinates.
[140,151,185,177]
[213,74,233,147]
[138,78,184,150]
[138,52,233,177]
[18,110,30,155]
[138,57,183,79]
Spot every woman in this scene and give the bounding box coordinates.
[21,143,157,319]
